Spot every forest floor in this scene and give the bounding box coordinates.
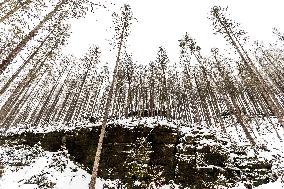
[0,117,284,188]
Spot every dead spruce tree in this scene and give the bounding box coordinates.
[89,4,134,189]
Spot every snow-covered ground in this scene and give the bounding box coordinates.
[0,144,89,189]
[0,143,123,189]
[1,117,284,188]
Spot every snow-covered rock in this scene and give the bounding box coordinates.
[0,117,284,188]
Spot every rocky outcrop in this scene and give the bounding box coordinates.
[0,123,277,188]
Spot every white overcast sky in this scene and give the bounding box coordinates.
[65,0,284,65]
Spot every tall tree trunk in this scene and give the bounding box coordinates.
[0,0,66,73]
[0,53,49,125]
[2,74,43,127]
[213,10,284,126]
[33,68,66,126]
[89,5,130,186]
[0,28,54,95]
[0,0,32,23]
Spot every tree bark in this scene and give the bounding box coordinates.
[0,0,66,73]
[89,11,128,188]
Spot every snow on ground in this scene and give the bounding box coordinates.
[0,121,100,137]
[254,179,284,189]
[0,143,118,189]
[0,144,92,189]
[1,117,284,188]
[0,117,182,137]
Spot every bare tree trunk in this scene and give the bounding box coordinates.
[44,83,65,123]
[54,83,74,122]
[33,68,66,126]
[0,0,66,73]
[213,10,284,126]
[0,52,49,125]
[0,29,54,95]
[0,0,32,23]
[89,5,130,186]
[2,74,44,127]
